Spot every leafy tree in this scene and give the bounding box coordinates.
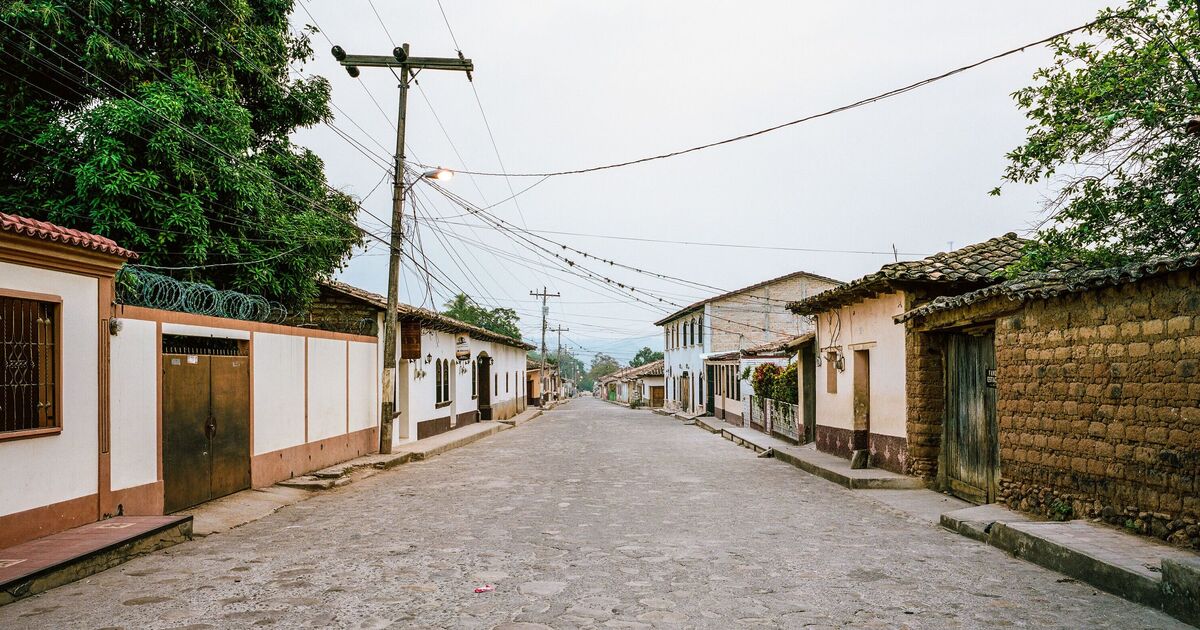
[629,346,664,367]
[0,1,361,305]
[584,352,621,390]
[443,294,521,339]
[997,0,1200,271]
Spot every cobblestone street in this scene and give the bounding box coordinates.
[0,399,1184,629]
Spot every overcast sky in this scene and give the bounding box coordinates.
[290,0,1112,363]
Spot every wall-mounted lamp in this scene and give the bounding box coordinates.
[425,353,433,364]
[835,355,845,372]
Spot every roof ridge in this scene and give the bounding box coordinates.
[1,212,138,259]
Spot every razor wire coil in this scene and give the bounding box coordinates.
[116,266,287,323]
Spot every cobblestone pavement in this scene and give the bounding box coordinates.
[1,399,1186,629]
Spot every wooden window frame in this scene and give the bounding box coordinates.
[471,359,478,399]
[0,289,64,442]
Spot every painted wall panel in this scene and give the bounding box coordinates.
[348,341,378,432]
[252,332,306,455]
[109,318,158,491]
[307,338,348,441]
[0,262,100,516]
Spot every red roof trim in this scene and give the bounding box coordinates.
[0,212,137,259]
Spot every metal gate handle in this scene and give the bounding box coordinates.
[205,415,216,439]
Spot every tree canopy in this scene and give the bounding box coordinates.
[443,294,522,339]
[629,346,664,367]
[999,0,1200,271]
[0,1,361,305]
[584,352,621,390]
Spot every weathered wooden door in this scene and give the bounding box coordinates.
[163,353,251,513]
[650,386,664,408]
[944,331,999,504]
[801,344,816,443]
[679,376,690,412]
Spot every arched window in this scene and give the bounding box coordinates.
[690,319,697,346]
[471,359,478,398]
[442,360,450,403]
[697,318,703,345]
[435,359,444,404]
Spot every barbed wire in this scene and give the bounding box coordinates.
[116,266,288,323]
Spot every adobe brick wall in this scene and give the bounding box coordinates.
[904,325,943,480]
[910,268,1200,549]
[286,287,379,335]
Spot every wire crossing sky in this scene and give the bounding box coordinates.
[292,0,1113,359]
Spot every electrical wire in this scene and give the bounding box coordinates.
[422,19,1108,178]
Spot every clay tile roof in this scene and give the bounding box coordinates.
[787,233,1028,315]
[653,269,843,326]
[896,251,1200,323]
[320,280,535,350]
[0,212,137,259]
[705,333,813,362]
[622,359,663,379]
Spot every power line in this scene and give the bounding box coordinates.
[428,19,1106,178]
[426,219,929,256]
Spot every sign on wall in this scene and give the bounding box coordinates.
[456,335,471,361]
[401,322,422,360]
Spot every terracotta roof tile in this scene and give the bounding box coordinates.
[896,251,1200,323]
[0,212,137,259]
[787,233,1027,314]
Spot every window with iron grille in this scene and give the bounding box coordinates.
[1,294,60,435]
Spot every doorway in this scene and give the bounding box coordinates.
[162,337,251,513]
[679,374,690,412]
[705,365,716,415]
[944,331,999,504]
[801,343,816,443]
[650,386,664,408]
[852,350,871,453]
[478,353,492,420]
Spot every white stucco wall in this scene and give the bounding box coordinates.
[348,341,378,433]
[0,262,100,517]
[307,337,348,442]
[661,306,708,411]
[109,318,158,491]
[814,291,908,437]
[252,332,306,455]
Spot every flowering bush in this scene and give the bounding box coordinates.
[750,362,798,404]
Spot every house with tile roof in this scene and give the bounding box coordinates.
[704,333,811,435]
[653,270,842,416]
[895,252,1200,536]
[0,213,138,547]
[786,233,1028,477]
[297,280,535,442]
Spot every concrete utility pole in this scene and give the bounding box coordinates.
[550,325,569,398]
[530,287,560,405]
[333,43,473,453]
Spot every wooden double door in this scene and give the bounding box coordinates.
[649,386,664,408]
[163,354,251,513]
[944,331,999,504]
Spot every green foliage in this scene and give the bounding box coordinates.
[583,352,621,391]
[443,294,521,339]
[0,1,361,306]
[1000,0,1200,272]
[629,346,664,367]
[1049,499,1075,522]
[750,362,798,403]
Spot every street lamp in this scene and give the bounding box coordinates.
[422,167,455,181]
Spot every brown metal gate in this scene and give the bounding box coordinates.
[163,351,251,513]
[944,331,998,504]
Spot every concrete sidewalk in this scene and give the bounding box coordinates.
[943,504,1200,626]
[692,414,926,490]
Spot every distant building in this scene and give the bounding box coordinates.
[655,271,841,414]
